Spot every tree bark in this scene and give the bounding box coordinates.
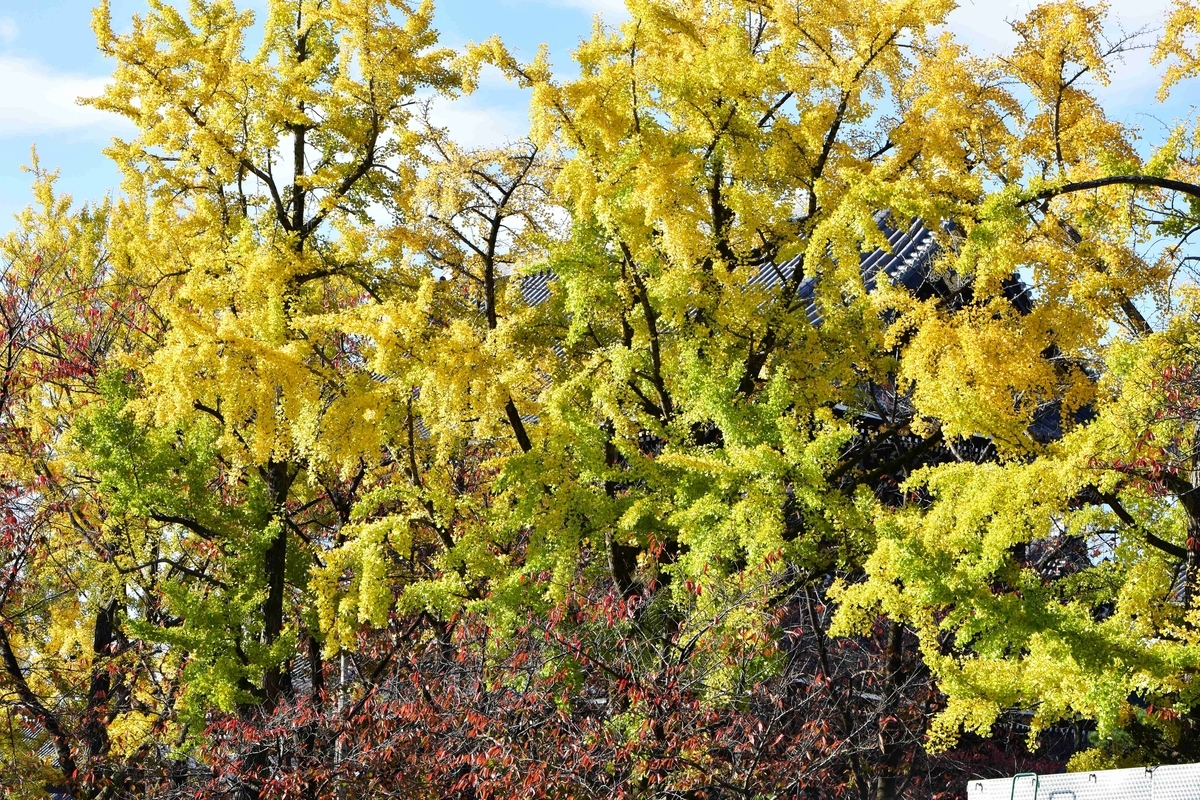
[83,599,118,760]
[261,459,295,708]
[1184,422,1200,612]
[603,425,639,597]
[874,621,907,800]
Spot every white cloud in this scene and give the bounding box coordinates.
[947,0,1173,55]
[945,0,1184,116]
[0,18,17,45]
[425,95,531,149]
[0,56,130,138]
[472,63,532,92]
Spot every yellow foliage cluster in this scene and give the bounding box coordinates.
[12,0,1200,790]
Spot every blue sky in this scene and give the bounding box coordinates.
[0,0,1190,227]
[0,0,627,223]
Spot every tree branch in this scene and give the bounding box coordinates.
[149,512,223,544]
[1022,175,1200,205]
[1099,492,1188,560]
[0,625,77,782]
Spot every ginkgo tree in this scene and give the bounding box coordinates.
[72,0,1043,795]
[836,0,1200,772]
[67,0,564,794]
[83,0,474,714]
[14,0,1200,797]
[319,0,1061,796]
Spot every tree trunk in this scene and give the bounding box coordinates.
[603,426,638,597]
[874,621,907,800]
[83,599,118,760]
[261,459,293,708]
[1185,421,1200,612]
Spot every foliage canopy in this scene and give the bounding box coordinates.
[8,0,1200,797]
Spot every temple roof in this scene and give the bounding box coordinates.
[517,213,945,321]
